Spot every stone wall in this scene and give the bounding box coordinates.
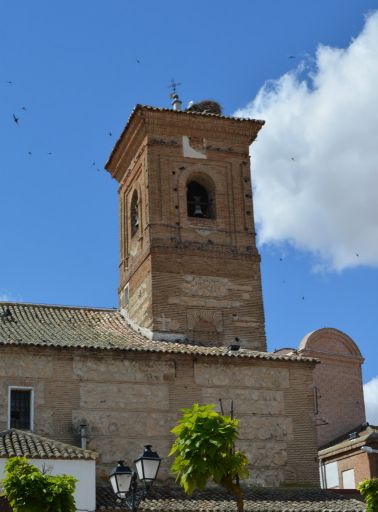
[0,345,319,487]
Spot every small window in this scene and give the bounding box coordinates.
[342,469,356,489]
[9,387,33,430]
[130,191,139,237]
[187,181,213,218]
[324,461,339,488]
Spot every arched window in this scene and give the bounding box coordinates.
[130,190,139,237]
[187,180,214,219]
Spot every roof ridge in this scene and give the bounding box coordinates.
[0,304,318,363]
[134,104,265,124]
[0,301,118,313]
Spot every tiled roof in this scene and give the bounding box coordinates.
[0,302,316,363]
[132,104,265,123]
[0,429,97,460]
[96,486,365,511]
[105,104,264,171]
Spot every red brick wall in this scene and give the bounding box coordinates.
[323,449,378,489]
[113,108,267,350]
[337,451,371,488]
[299,328,365,447]
[367,444,378,478]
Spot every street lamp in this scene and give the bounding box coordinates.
[109,445,162,511]
[361,446,378,454]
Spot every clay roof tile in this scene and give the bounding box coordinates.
[0,302,317,364]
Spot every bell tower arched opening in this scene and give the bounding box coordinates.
[186,176,215,219]
[130,190,139,237]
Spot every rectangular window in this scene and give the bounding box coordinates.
[8,387,33,430]
[342,469,356,489]
[325,461,339,488]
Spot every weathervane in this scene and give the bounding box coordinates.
[168,78,182,111]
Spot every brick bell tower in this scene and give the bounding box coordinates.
[105,99,266,351]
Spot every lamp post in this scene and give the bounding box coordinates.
[109,445,162,511]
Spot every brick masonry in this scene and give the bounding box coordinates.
[106,107,267,350]
[0,345,319,487]
[321,445,378,489]
[298,328,365,447]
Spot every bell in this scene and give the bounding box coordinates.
[193,196,203,217]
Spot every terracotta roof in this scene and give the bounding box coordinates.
[131,104,264,123]
[0,302,316,363]
[0,429,97,460]
[96,485,365,511]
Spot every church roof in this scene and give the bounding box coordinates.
[96,485,365,511]
[0,429,97,460]
[0,302,316,363]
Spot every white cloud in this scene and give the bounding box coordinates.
[235,12,378,271]
[364,376,378,425]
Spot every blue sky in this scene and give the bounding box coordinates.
[1,1,377,411]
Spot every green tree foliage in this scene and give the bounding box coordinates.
[358,478,378,512]
[169,403,249,512]
[2,457,77,512]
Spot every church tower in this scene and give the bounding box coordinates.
[105,101,266,351]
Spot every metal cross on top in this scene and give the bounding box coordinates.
[168,78,182,98]
[168,78,183,110]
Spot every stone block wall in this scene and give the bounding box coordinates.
[0,345,319,488]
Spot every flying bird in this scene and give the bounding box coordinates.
[108,132,112,136]
[28,151,32,155]
[12,114,19,125]
[136,59,141,64]
[288,55,296,59]
[21,106,27,111]
[47,152,52,155]
[6,81,13,84]
[356,253,359,257]
[291,157,295,161]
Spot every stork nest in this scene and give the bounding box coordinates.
[186,100,222,115]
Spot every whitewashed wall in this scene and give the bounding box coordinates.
[0,458,96,512]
